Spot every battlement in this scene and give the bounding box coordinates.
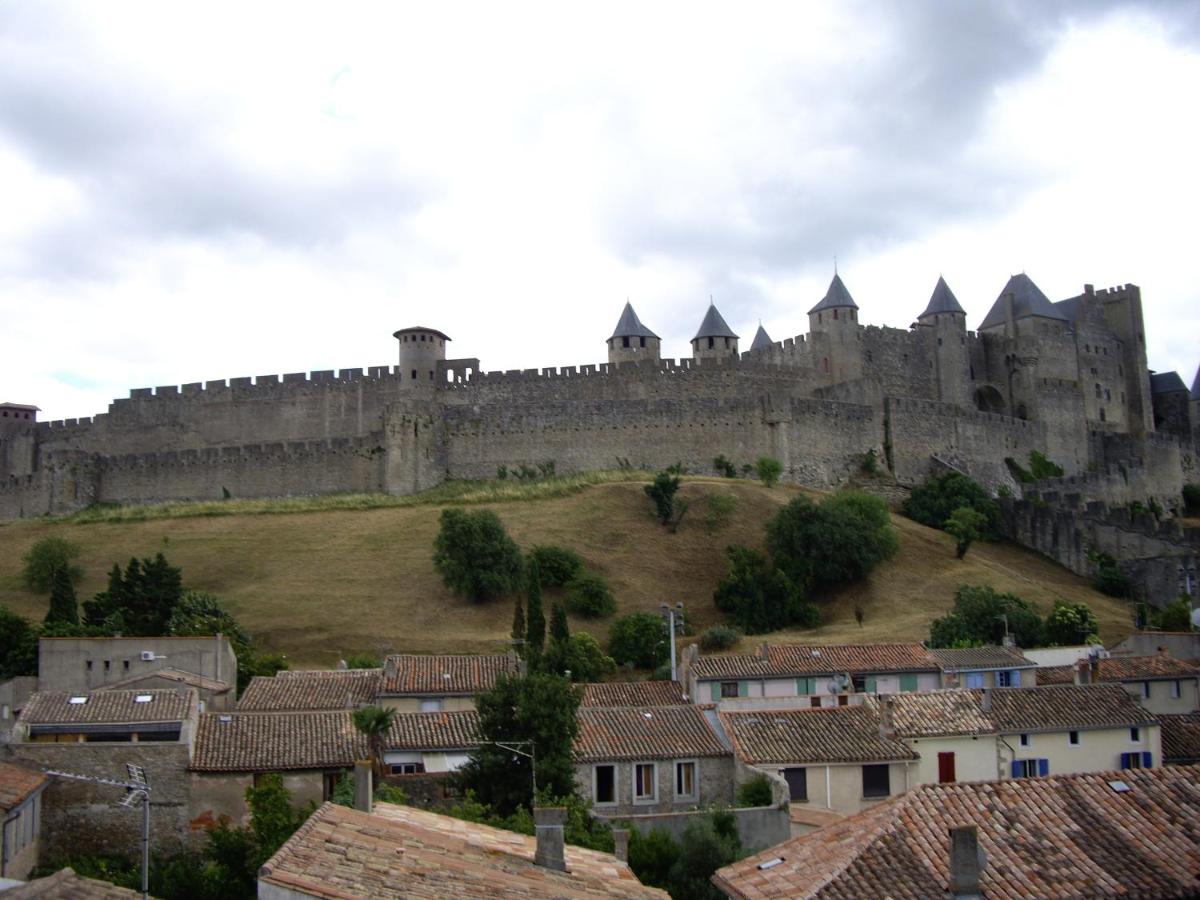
[1093,283,1139,299]
[120,366,404,404]
[1010,494,1199,549]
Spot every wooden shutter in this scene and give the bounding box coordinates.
[738,681,748,698]
[710,682,720,702]
[899,674,918,692]
[1037,759,1049,777]
[1142,751,1152,768]
[864,676,877,694]
[1010,759,1022,778]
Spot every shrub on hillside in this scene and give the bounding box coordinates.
[564,571,616,618]
[1088,549,1131,598]
[713,545,814,634]
[645,471,682,526]
[529,545,585,587]
[903,472,1002,540]
[432,508,524,603]
[766,492,898,592]
[736,774,774,807]
[713,455,737,478]
[755,456,783,488]
[929,584,1043,648]
[608,612,669,669]
[699,624,741,651]
[1043,600,1099,646]
[703,493,737,533]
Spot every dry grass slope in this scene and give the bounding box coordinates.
[0,479,1132,666]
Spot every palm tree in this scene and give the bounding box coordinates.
[352,705,397,784]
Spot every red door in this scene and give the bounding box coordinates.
[938,752,956,783]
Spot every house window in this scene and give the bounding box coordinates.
[720,682,739,699]
[104,660,110,671]
[837,695,848,707]
[322,772,342,800]
[810,696,822,708]
[965,672,985,689]
[639,337,646,348]
[707,337,714,349]
[1130,727,1141,742]
[1019,733,1030,747]
[996,670,1014,687]
[389,762,425,775]
[1068,731,1080,746]
[1012,759,1047,778]
[123,660,130,671]
[675,761,697,801]
[899,674,918,692]
[1121,752,1152,769]
[937,752,956,784]
[862,765,890,798]
[1171,680,1182,699]
[783,767,808,801]
[594,765,616,805]
[634,763,657,803]
[1142,682,1152,699]
[420,699,443,713]
[796,677,816,695]
[852,675,877,694]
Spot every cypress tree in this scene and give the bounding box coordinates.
[525,558,545,658]
[550,601,570,645]
[45,566,79,626]
[511,596,526,656]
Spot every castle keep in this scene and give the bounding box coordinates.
[2,274,1197,537]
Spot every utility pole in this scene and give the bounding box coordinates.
[44,764,151,899]
[660,602,685,681]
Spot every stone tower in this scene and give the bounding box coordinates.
[749,324,774,352]
[607,302,661,365]
[807,273,862,383]
[916,276,970,407]
[393,326,450,390]
[691,302,739,361]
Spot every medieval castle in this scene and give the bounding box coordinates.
[2,272,1198,601]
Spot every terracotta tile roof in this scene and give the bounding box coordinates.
[984,684,1158,732]
[19,689,193,725]
[574,705,729,762]
[190,711,366,772]
[380,654,516,695]
[0,761,50,811]
[720,706,916,765]
[580,681,688,707]
[384,711,480,751]
[873,690,995,738]
[930,646,1035,670]
[692,643,939,680]
[1159,713,1200,764]
[1,867,144,898]
[713,767,1200,899]
[238,669,382,710]
[1040,656,1200,685]
[1034,664,1075,685]
[259,801,668,898]
[102,666,232,694]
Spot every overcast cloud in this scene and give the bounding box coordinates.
[1,1,1197,420]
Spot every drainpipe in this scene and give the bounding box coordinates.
[1,809,17,878]
[825,766,832,809]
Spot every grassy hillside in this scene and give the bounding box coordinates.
[0,478,1132,667]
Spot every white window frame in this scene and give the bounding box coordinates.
[674,759,699,802]
[592,764,617,807]
[633,762,658,805]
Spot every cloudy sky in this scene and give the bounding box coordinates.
[2,1,1198,421]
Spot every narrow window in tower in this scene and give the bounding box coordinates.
[622,336,630,348]
[708,337,714,349]
[411,370,417,380]
[640,337,646,348]
[833,309,838,320]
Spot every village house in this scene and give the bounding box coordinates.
[257,801,667,899]
[1036,653,1200,714]
[720,705,917,825]
[930,645,1038,688]
[870,690,998,786]
[713,767,1200,899]
[1159,712,1200,765]
[0,677,36,745]
[236,668,382,711]
[377,654,519,712]
[580,681,689,707]
[0,762,50,881]
[683,643,942,710]
[380,710,480,803]
[573,704,734,817]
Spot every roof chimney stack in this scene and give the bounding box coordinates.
[1158,645,1171,659]
[759,642,770,662]
[354,760,373,814]
[534,807,567,872]
[949,825,985,898]
[879,696,897,740]
[980,688,992,712]
[612,828,630,864]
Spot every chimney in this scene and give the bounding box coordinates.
[354,760,373,814]
[879,696,897,740]
[980,688,992,712]
[949,826,985,898]
[612,828,630,864]
[1158,645,1170,659]
[1074,659,1088,685]
[759,642,770,662]
[534,807,567,872]
[1089,653,1100,683]
[336,658,348,670]
[384,656,398,680]
[1001,632,1015,649]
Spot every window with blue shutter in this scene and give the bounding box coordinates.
[738,681,749,698]
[965,673,984,689]
[1038,758,1049,777]
[1010,669,1021,687]
[1143,751,1152,768]
[1123,752,1154,769]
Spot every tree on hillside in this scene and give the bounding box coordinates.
[22,536,83,593]
[713,545,816,634]
[167,590,287,691]
[84,553,183,635]
[945,506,987,559]
[352,705,397,782]
[929,584,1044,648]
[549,601,570,645]
[903,472,1002,539]
[44,565,80,626]
[432,508,525,603]
[755,456,783,488]
[644,471,681,526]
[528,545,584,587]
[1043,600,1100,646]
[511,595,526,655]
[454,672,581,816]
[525,558,546,660]
[0,605,38,680]
[608,612,669,669]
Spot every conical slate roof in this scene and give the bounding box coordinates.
[609,301,660,340]
[750,324,774,351]
[979,273,1067,330]
[1191,364,1200,402]
[918,276,965,318]
[692,303,739,340]
[808,273,858,314]
[1150,372,1188,395]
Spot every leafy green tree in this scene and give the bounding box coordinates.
[713,545,815,634]
[644,472,681,525]
[525,558,546,659]
[166,590,282,692]
[1155,597,1195,632]
[549,601,570,645]
[699,625,740,651]
[21,536,83,593]
[84,553,183,635]
[432,508,524,603]
[330,774,408,809]
[755,457,783,488]
[45,564,80,626]
[1043,600,1100,645]
[528,545,584,587]
[736,774,774,807]
[564,571,616,618]
[352,706,397,782]
[628,827,680,892]
[0,605,38,679]
[903,472,1002,540]
[608,612,669,669]
[559,633,615,681]
[929,584,1044,648]
[454,672,581,816]
[945,506,987,559]
[669,812,742,899]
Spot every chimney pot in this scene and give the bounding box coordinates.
[354,760,373,814]
[1158,645,1170,658]
[534,807,567,872]
[949,825,985,897]
[980,688,992,712]
[759,642,770,662]
[612,828,630,863]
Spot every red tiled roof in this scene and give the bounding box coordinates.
[574,706,729,762]
[260,801,668,898]
[384,711,480,751]
[0,761,50,812]
[930,646,1035,670]
[713,767,1200,899]
[190,711,366,772]
[238,669,382,710]
[984,684,1159,732]
[872,690,995,738]
[1159,713,1200,764]
[380,655,516,695]
[721,706,916,765]
[580,681,688,707]
[1041,656,1200,684]
[692,643,939,679]
[19,690,193,725]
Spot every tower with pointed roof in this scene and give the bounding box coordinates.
[690,302,739,362]
[915,276,970,407]
[606,302,661,365]
[808,273,862,383]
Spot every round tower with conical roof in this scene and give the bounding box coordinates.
[690,302,739,362]
[394,326,450,391]
[917,276,970,407]
[607,302,662,365]
[807,273,862,383]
